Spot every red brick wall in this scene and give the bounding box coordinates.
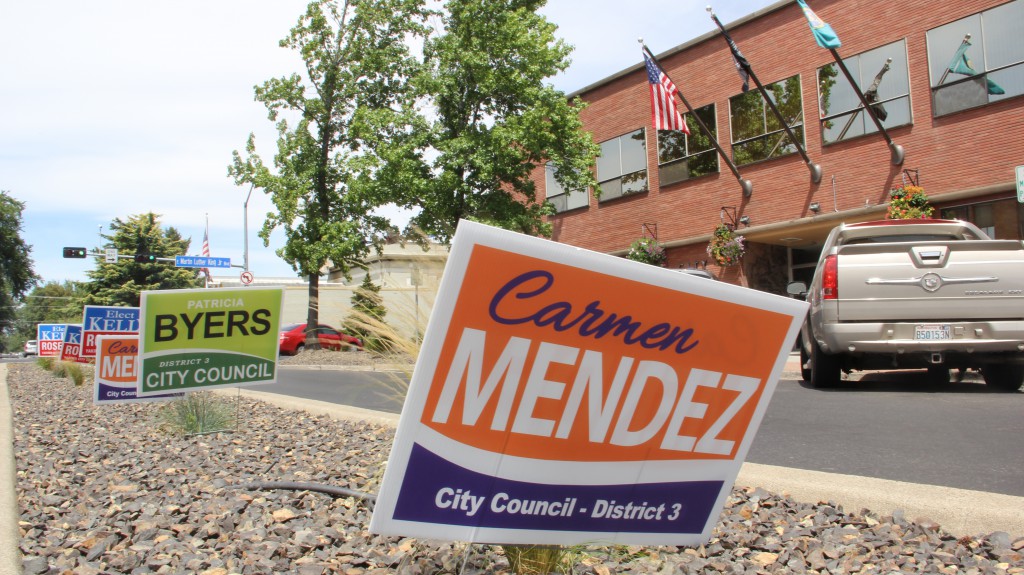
[545,0,1023,272]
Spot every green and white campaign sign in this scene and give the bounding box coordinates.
[136,287,283,397]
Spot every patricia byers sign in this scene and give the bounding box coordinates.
[136,287,283,397]
[370,221,808,547]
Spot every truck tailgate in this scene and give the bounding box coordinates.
[835,240,1024,322]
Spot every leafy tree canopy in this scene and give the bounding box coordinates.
[229,0,431,348]
[84,213,202,307]
[14,281,88,337]
[403,0,599,242]
[0,191,39,335]
[230,0,431,279]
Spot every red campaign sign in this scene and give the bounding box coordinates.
[39,340,63,356]
[59,325,90,364]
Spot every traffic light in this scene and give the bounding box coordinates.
[134,253,157,263]
[62,247,87,258]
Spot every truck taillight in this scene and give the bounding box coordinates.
[821,254,838,300]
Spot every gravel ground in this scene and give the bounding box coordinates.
[11,362,1024,574]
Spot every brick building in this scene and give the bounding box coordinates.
[543,0,1024,295]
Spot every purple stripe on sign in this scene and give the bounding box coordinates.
[392,443,723,535]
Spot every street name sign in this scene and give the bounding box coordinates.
[174,256,232,269]
[369,221,809,547]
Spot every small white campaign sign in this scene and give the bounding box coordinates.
[369,221,808,547]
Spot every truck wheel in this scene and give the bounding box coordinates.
[810,340,841,388]
[981,364,1024,392]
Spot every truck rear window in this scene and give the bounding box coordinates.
[842,234,960,245]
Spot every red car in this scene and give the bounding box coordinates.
[278,323,363,355]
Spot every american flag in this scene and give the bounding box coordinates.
[201,219,211,282]
[643,52,689,133]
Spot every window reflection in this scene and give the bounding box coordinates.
[544,164,589,214]
[927,0,1024,116]
[657,104,719,187]
[597,129,649,202]
[817,39,912,144]
[730,75,804,165]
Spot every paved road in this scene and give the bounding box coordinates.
[253,366,1024,497]
[747,372,1024,497]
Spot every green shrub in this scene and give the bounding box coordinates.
[36,357,54,370]
[156,392,235,436]
[63,362,86,386]
[50,361,69,378]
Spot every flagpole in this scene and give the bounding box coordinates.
[828,51,905,165]
[707,7,823,184]
[204,213,210,289]
[835,59,890,140]
[937,34,972,88]
[641,42,753,197]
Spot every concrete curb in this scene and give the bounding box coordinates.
[225,387,1024,538]
[0,364,22,575]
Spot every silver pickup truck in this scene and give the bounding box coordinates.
[789,219,1024,390]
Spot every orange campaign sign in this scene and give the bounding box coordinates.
[370,221,808,546]
[93,335,182,404]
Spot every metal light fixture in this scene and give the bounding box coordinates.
[738,215,750,226]
[809,202,821,213]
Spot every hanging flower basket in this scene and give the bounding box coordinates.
[886,185,933,219]
[707,224,745,266]
[626,237,667,266]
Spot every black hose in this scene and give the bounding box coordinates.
[243,481,377,502]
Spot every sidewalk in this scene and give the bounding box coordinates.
[0,365,20,575]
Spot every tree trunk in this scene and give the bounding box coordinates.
[306,272,321,350]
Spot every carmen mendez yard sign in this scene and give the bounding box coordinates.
[136,287,283,397]
[370,221,808,547]
[94,335,182,404]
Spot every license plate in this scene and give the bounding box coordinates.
[914,324,951,340]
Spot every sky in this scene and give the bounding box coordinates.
[1,0,777,285]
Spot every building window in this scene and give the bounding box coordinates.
[729,75,804,165]
[941,199,1023,240]
[597,128,648,201]
[658,103,719,187]
[927,0,1024,117]
[818,39,912,144]
[544,164,589,213]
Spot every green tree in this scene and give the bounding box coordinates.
[0,191,38,347]
[403,0,599,243]
[17,281,88,335]
[345,273,388,351]
[229,0,430,350]
[84,213,202,307]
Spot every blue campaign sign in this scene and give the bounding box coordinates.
[37,323,68,357]
[82,305,140,357]
[174,256,232,269]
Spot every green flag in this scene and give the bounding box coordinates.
[946,39,1005,95]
